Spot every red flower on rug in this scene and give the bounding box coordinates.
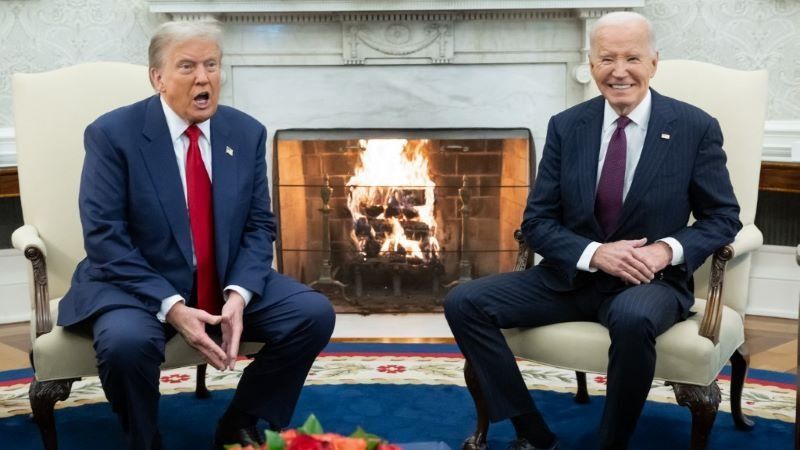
[377,365,406,374]
[160,374,190,384]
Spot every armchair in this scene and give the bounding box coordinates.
[11,62,263,450]
[795,245,799,450]
[462,60,768,450]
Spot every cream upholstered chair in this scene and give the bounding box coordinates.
[796,246,799,450]
[462,60,768,450]
[11,62,263,450]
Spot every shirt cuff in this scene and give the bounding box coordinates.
[224,285,253,307]
[157,295,185,323]
[577,241,602,272]
[657,237,685,266]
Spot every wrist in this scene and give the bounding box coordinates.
[656,241,673,266]
[165,301,187,323]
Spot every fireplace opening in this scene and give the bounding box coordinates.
[273,129,534,314]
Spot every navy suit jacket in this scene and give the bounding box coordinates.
[521,89,742,312]
[59,95,307,327]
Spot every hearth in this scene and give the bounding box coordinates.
[273,129,533,313]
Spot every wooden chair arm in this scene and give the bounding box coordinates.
[697,245,734,345]
[698,225,763,344]
[513,229,532,272]
[11,225,52,337]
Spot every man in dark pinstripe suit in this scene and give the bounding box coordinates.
[444,11,741,450]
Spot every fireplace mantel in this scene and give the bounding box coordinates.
[145,0,645,172]
[149,0,644,14]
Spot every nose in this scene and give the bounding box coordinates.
[611,59,628,78]
[195,66,209,84]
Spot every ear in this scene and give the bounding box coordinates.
[149,67,164,92]
[650,52,660,78]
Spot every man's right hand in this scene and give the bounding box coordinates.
[590,238,654,285]
[165,302,228,370]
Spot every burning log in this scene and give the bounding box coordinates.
[346,139,441,264]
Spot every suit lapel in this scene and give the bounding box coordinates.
[575,97,606,238]
[613,89,676,234]
[139,96,194,267]
[210,111,237,280]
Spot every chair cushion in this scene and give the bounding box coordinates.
[32,298,264,381]
[501,298,745,386]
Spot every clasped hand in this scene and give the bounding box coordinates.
[590,238,672,285]
[165,292,245,371]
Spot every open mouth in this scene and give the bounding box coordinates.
[193,92,210,107]
[610,84,632,90]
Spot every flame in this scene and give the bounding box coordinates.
[346,139,440,261]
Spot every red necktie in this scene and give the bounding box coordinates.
[595,116,631,236]
[184,125,222,314]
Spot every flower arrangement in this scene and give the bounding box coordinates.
[226,414,402,450]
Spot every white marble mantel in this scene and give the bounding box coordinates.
[149,0,645,14]
[146,0,645,168]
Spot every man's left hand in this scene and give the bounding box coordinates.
[221,291,246,370]
[632,241,673,275]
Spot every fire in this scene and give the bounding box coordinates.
[346,139,440,262]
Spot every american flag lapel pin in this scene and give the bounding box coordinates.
[660,133,671,140]
[226,146,234,156]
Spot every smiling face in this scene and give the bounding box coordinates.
[590,20,658,116]
[150,37,221,124]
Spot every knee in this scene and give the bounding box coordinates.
[607,310,657,343]
[300,292,336,345]
[94,328,163,371]
[443,282,481,324]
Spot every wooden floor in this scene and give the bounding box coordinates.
[0,315,796,374]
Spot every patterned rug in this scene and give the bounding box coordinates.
[0,343,795,449]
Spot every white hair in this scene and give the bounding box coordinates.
[590,11,657,56]
[148,19,223,70]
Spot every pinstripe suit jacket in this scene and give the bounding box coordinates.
[521,89,742,312]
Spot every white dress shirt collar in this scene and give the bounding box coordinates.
[602,89,652,131]
[159,95,211,143]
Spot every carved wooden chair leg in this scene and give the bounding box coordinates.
[729,345,754,430]
[195,363,211,398]
[29,378,76,450]
[671,381,721,450]
[574,371,589,404]
[462,360,489,450]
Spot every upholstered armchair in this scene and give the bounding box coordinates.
[796,246,799,450]
[462,60,768,450]
[11,63,262,450]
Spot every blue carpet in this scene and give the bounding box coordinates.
[0,343,793,449]
[0,384,793,449]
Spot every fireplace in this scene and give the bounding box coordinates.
[147,0,637,313]
[273,129,532,312]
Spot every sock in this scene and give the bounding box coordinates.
[511,412,556,448]
[219,404,257,429]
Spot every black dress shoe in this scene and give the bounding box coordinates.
[213,422,264,449]
[507,437,560,450]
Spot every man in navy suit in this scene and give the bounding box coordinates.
[445,12,741,450]
[59,20,335,450]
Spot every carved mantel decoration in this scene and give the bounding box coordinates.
[148,0,645,86]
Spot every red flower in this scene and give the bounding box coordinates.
[160,374,190,383]
[376,365,406,374]
[287,434,326,450]
[377,445,403,450]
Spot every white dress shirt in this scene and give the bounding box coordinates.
[577,91,685,272]
[157,96,252,321]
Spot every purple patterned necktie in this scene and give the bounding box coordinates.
[595,116,631,236]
